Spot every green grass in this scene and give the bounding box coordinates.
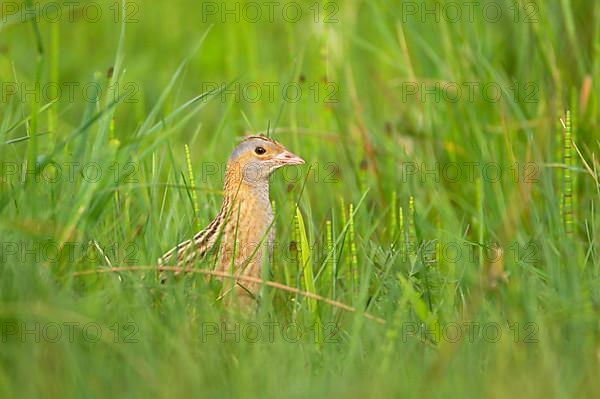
[1,0,600,397]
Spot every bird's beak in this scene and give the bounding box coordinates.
[275,150,305,165]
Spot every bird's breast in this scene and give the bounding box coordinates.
[218,192,274,274]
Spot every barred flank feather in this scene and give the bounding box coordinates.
[158,196,231,282]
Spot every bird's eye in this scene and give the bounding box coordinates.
[254,146,266,155]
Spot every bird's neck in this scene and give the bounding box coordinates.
[221,165,273,222]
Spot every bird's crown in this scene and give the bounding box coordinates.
[239,134,277,145]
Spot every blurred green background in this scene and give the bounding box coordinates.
[1,0,599,397]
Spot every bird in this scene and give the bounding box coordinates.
[158,135,305,307]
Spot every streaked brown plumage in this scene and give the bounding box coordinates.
[158,135,304,305]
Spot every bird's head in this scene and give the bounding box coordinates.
[226,135,305,188]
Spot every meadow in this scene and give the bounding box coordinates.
[1,0,599,397]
